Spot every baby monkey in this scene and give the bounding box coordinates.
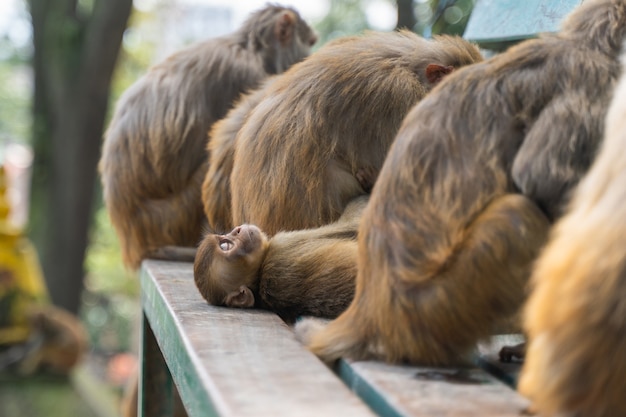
[194,197,367,321]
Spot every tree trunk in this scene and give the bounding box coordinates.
[27,0,132,313]
[396,0,417,31]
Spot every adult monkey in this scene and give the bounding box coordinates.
[518,56,626,417]
[228,30,483,235]
[296,0,626,365]
[99,5,317,269]
[202,77,276,234]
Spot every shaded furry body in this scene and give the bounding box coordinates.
[202,77,276,234]
[99,5,315,268]
[296,0,626,365]
[229,30,483,235]
[519,53,626,417]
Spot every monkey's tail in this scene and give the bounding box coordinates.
[295,304,374,364]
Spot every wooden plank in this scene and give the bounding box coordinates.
[140,260,376,417]
[337,358,531,416]
[464,0,582,50]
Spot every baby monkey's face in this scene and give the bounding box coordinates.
[194,224,270,308]
[216,225,268,260]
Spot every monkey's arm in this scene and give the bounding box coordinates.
[512,95,605,220]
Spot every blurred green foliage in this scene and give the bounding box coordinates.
[312,0,475,48]
[0,64,31,146]
[0,374,99,417]
[84,209,137,297]
[314,0,371,45]
[414,0,476,37]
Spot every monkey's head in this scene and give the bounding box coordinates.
[194,224,270,308]
[243,5,318,74]
[424,35,484,87]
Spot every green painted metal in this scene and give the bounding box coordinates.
[336,360,403,417]
[140,267,220,417]
[140,316,175,417]
[464,0,583,50]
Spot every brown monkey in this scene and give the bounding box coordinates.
[228,30,483,235]
[0,305,89,375]
[202,77,276,234]
[194,197,368,322]
[295,0,626,365]
[99,5,317,269]
[201,76,379,234]
[28,305,88,374]
[518,56,626,417]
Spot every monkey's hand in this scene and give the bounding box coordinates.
[498,342,525,363]
[356,167,378,193]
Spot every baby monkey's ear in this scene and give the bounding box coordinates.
[225,285,255,308]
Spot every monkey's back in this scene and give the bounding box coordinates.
[100,36,269,268]
[202,78,276,234]
[231,30,482,235]
[368,24,622,291]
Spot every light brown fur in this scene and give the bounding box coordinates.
[519,53,626,417]
[194,197,367,322]
[99,5,316,268]
[202,77,276,234]
[229,30,483,235]
[295,0,626,365]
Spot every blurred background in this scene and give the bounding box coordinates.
[0,0,475,415]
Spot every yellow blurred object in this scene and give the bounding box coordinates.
[0,164,48,345]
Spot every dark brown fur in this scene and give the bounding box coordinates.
[99,5,316,268]
[519,53,626,417]
[229,30,483,235]
[194,197,367,322]
[295,0,626,365]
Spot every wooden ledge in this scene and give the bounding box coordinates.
[139,260,532,416]
[140,260,375,417]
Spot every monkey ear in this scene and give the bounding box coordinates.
[225,285,255,308]
[425,64,454,85]
[275,11,296,45]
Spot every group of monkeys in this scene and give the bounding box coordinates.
[99,1,626,416]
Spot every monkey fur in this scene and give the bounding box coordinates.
[99,5,316,269]
[202,77,276,234]
[228,30,483,236]
[194,197,368,322]
[295,0,626,365]
[518,53,626,417]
